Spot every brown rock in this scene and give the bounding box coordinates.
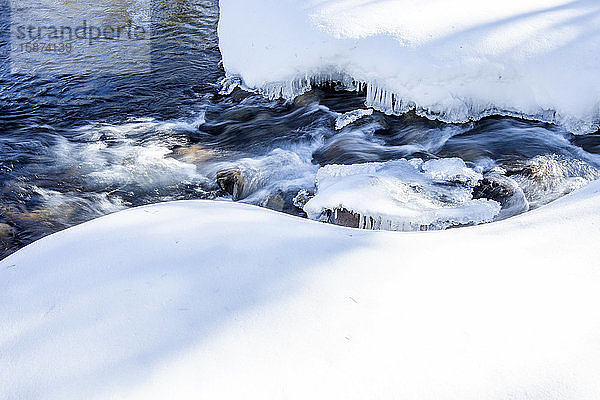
[170,144,215,165]
[293,89,323,108]
[216,169,245,200]
[0,223,14,240]
[264,193,286,212]
[326,208,360,228]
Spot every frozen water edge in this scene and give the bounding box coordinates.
[223,73,599,135]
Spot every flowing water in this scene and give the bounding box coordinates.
[1,0,600,259]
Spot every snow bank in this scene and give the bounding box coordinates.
[218,0,600,133]
[303,158,501,230]
[3,181,600,399]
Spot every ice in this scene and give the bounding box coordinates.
[421,158,483,186]
[472,172,530,221]
[218,0,600,133]
[303,158,501,231]
[335,108,373,130]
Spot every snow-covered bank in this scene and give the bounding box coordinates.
[2,181,600,399]
[218,0,600,133]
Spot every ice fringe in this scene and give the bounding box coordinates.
[222,74,598,135]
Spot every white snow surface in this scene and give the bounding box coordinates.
[2,180,600,399]
[218,0,600,133]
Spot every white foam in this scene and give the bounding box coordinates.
[203,147,319,204]
[54,119,209,191]
[511,154,600,208]
[32,186,127,218]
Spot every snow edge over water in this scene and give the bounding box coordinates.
[223,72,596,133]
[218,0,600,134]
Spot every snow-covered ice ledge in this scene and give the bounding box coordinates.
[2,181,600,399]
[218,0,600,133]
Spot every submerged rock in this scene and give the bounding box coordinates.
[503,155,600,209]
[0,223,14,241]
[293,89,323,108]
[4,206,76,224]
[169,144,215,165]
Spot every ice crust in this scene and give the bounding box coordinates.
[334,108,373,130]
[218,0,600,133]
[303,158,502,231]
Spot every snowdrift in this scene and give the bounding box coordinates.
[2,181,600,399]
[218,0,600,133]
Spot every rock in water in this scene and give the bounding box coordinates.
[216,169,245,200]
[263,193,286,212]
[293,189,314,209]
[0,223,14,241]
[472,173,529,220]
[293,89,323,108]
[169,144,215,165]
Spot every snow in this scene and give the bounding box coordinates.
[303,158,501,231]
[3,180,600,399]
[218,0,600,133]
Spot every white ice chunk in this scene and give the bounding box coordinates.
[304,158,501,231]
[335,108,373,130]
[421,158,483,186]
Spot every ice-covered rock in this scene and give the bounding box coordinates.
[303,158,501,231]
[207,148,319,203]
[472,173,530,220]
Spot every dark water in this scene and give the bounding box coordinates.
[1,0,600,259]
